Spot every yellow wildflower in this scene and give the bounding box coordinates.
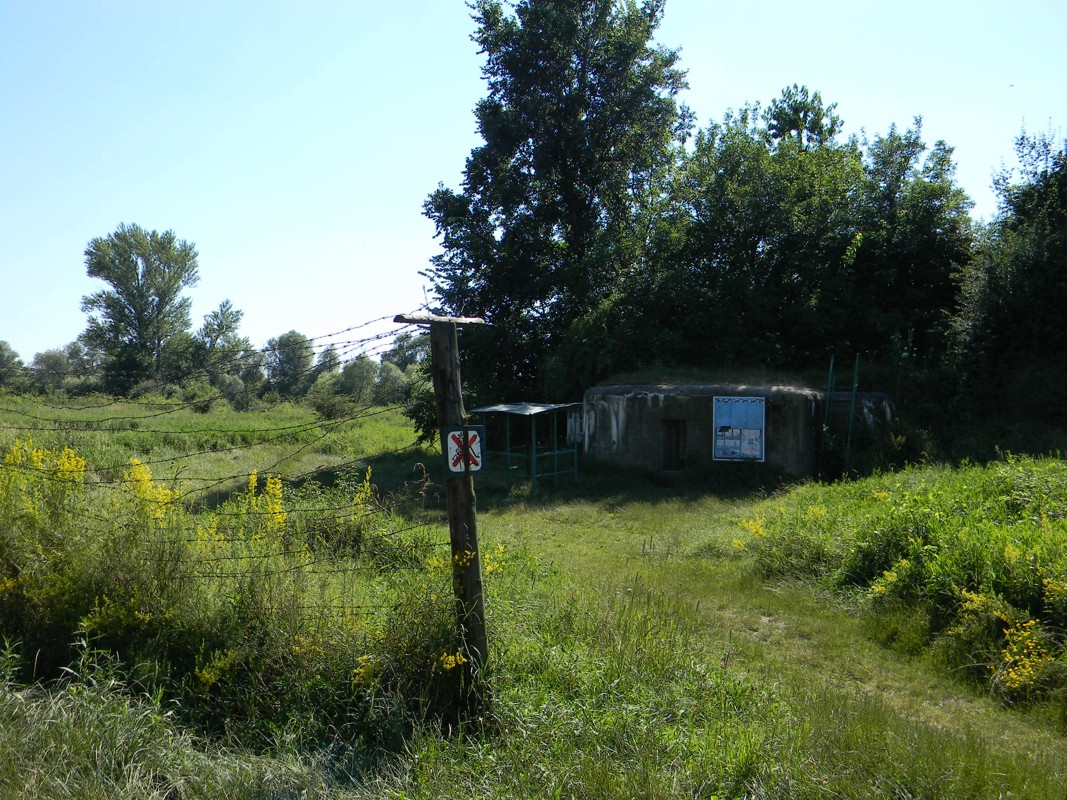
[739,516,766,538]
[438,650,469,671]
[123,459,176,521]
[352,654,381,688]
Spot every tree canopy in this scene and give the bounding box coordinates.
[264,330,315,398]
[423,3,981,409]
[81,223,201,393]
[0,341,25,389]
[952,132,1067,424]
[424,0,689,401]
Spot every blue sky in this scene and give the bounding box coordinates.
[2,0,1063,363]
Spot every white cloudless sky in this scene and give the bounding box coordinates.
[2,0,1064,363]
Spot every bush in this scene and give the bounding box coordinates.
[181,377,220,413]
[0,435,468,749]
[306,372,353,420]
[738,457,1067,703]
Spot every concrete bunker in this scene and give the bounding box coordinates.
[583,384,893,479]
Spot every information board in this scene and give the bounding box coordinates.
[712,396,765,462]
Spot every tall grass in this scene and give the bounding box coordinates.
[740,456,1067,705]
[2,394,1067,797]
[0,642,363,800]
[0,390,417,498]
[0,429,466,752]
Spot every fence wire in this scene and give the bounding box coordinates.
[0,320,462,654]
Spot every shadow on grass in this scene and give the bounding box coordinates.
[189,443,797,517]
[187,447,440,512]
[411,455,795,515]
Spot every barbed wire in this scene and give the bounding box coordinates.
[0,315,462,616]
[0,404,413,481]
[10,319,422,416]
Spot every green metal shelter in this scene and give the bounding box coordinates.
[468,402,581,489]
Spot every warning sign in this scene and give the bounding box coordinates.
[442,426,486,474]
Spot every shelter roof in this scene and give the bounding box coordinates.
[469,402,581,416]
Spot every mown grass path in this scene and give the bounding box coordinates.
[461,472,1067,798]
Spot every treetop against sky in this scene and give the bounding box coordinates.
[1,0,1063,361]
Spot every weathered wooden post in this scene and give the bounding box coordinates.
[394,313,487,708]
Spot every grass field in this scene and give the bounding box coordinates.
[1,393,1066,798]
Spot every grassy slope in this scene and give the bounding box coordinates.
[453,475,1067,799]
[1,395,1066,798]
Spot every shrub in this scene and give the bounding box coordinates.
[737,457,1067,702]
[0,434,465,749]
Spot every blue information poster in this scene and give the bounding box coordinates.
[713,396,765,462]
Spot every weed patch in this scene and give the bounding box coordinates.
[739,456,1067,709]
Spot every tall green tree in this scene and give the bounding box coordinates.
[29,349,71,392]
[0,341,25,389]
[381,331,428,371]
[339,356,379,401]
[637,94,971,381]
[424,0,689,401]
[197,299,243,354]
[314,345,341,375]
[952,132,1067,423]
[195,299,258,387]
[80,223,200,393]
[264,330,314,398]
[658,93,864,369]
[765,84,843,150]
[851,120,973,360]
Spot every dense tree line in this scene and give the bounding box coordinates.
[951,132,1067,430]
[0,222,425,413]
[424,0,1064,454]
[2,0,1062,454]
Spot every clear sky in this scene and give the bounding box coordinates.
[2,0,1063,364]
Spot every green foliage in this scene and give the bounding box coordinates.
[371,361,408,405]
[738,457,1067,703]
[403,364,438,446]
[264,330,315,398]
[642,104,972,380]
[427,27,977,410]
[424,0,690,401]
[381,331,428,371]
[81,223,201,393]
[305,371,352,419]
[195,299,260,396]
[765,83,842,148]
[339,356,379,402]
[28,348,70,392]
[315,344,341,375]
[0,342,26,390]
[951,131,1067,430]
[0,407,456,751]
[666,99,866,367]
[853,123,972,358]
[180,375,221,413]
[0,640,361,799]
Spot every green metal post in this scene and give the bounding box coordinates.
[845,354,860,472]
[552,411,559,488]
[530,415,538,490]
[824,355,835,429]
[505,415,512,489]
[573,410,579,485]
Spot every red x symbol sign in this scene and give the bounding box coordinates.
[450,430,481,469]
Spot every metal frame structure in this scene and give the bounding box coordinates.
[469,402,581,489]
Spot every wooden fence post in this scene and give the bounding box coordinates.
[394,314,487,709]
